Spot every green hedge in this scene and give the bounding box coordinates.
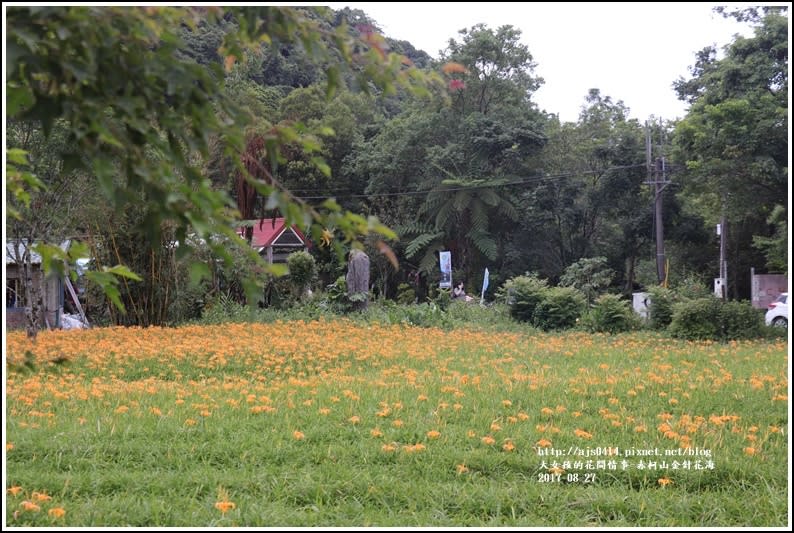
[668,297,764,341]
[720,300,764,340]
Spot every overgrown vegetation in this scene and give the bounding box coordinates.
[6,7,787,334]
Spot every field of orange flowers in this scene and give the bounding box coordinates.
[5,319,789,526]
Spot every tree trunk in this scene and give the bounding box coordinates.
[624,255,636,296]
[19,241,42,340]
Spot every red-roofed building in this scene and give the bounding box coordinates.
[238,218,309,264]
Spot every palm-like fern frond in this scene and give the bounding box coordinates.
[418,245,445,274]
[468,229,498,259]
[452,189,473,212]
[406,231,444,258]
[498,197,520,221]
[397,221,435,238]
[469,200,489,235]
[478,188,501,207]
[435,200,455,230]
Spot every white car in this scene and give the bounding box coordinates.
[765,292,788,327]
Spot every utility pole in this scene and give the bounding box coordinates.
[654,157,667,285]
[717,211,727,300]
[645,122,672,286]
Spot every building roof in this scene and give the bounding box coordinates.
[5,240,71,265]
[238,218,308,249]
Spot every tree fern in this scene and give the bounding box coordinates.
[435,200,455,230]
[498,197,520,221]
[469,229,498,259]
[478,188,501,207]
[406,231,444,258]
[418,191,446,217]
[397,221,435,238]
[410,173,522,275]
[452,189,472,212]
[469,201,489,235]
[418,245,444,273]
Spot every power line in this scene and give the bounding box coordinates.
[293,163,648,200]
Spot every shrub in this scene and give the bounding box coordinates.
[668,297,722,341]
[200,294,257,324]
[533,286,586,331]
[287,250,316,298]
[502,275,549,323]
[559,256,614,305]
[583,294,638,334]
[669,297,765,341]
[719,300,764,340]
[646,286,679,330]
[403,302,452,328]
[261,275,294,309]
[428,288,452,311]
[671,272,712,299]
[761,323,789,340]
[324,276,352,313]
[446,302,512,329]
[396,283,416,305]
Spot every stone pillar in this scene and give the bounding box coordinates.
[346,249,370,311]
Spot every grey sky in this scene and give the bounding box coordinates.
[328,2,760,122]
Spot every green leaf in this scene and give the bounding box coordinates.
[7,85,35,116]
[241,277,264,305]
[310,157,331,177]
[322,198,341,212]
[32,243,69,277]
[267,263,289,277]
[369,220,397,240]
[104,284,126,313]
[406,233,441,258]
[92,156,116,198]
[104,265,143,281]
[188,261,211,286]
[7,148,31,166]
[85,271,126,313]
[67,241,90,261]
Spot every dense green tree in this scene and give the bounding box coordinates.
[7,6,440,324]
[752,205,788,274]
[517,90,647,287]
[442,23,542,116]
[673,9,788,295]
[373,24,548,283]
[6,120,100,335]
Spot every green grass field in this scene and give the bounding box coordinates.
[5,318,789,526]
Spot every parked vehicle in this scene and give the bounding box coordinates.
[765,292,788,327]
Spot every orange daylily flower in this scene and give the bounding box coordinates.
[214,501,236,514]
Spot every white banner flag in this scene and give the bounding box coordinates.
[439,251,452,288]
[481,267,490,303]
